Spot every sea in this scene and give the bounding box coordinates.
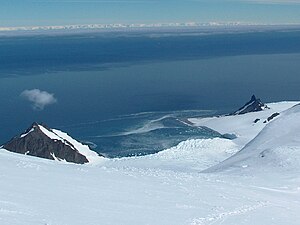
[1,26,300,157]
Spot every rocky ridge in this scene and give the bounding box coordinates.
[232,95,268,115]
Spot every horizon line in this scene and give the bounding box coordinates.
[1,21,300,32]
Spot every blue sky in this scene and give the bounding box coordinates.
[1,0,300,26]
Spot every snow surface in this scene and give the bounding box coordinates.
[0,101,300,224]
[207,103,300,173]
[107,138,239,172]
[189,101,300,148]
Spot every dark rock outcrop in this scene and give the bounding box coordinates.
[2,123,91,164]
[232,95,268,115]
[263,112,280,123]
[254,118,261,123]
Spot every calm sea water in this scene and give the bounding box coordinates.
[1,28,300,157]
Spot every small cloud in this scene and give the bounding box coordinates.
[21,89,57,110]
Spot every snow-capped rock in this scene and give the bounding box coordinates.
[232,95,268,115]
[2,122,102,164]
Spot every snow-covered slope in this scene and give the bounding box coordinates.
[207,103,300,172]
[0,141,300,225]
[107,138,239,172]
[0,101,300,224]
[189,101,299,148]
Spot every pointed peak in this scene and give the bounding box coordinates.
[24,122,40,133]
[29,122,51,131]
[32,122,39,126]
[30,122,39,128]
[231,94,268,115]
[19,122,50,140]
[251,95,257,101]
[30,122,45,129]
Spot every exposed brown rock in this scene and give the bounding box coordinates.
[2,123,89,164]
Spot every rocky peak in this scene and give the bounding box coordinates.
[2,123,102,164]
[232,95,268,115]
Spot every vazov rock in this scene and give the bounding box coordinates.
[232,95,268,115]
[2,122,102,164]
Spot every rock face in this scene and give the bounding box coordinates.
[232,95,268,115]
[264,112,280,123]
[2,123,101,164]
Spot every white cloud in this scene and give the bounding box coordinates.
[21,89,57,110]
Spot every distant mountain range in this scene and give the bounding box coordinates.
[1,22,298,33]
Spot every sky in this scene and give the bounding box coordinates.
[1,0,300,27]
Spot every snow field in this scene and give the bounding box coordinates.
[1,101,300,224]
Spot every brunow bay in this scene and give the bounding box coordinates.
[1,26,300,157]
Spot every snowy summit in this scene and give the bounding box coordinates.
[2,122,102,164]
